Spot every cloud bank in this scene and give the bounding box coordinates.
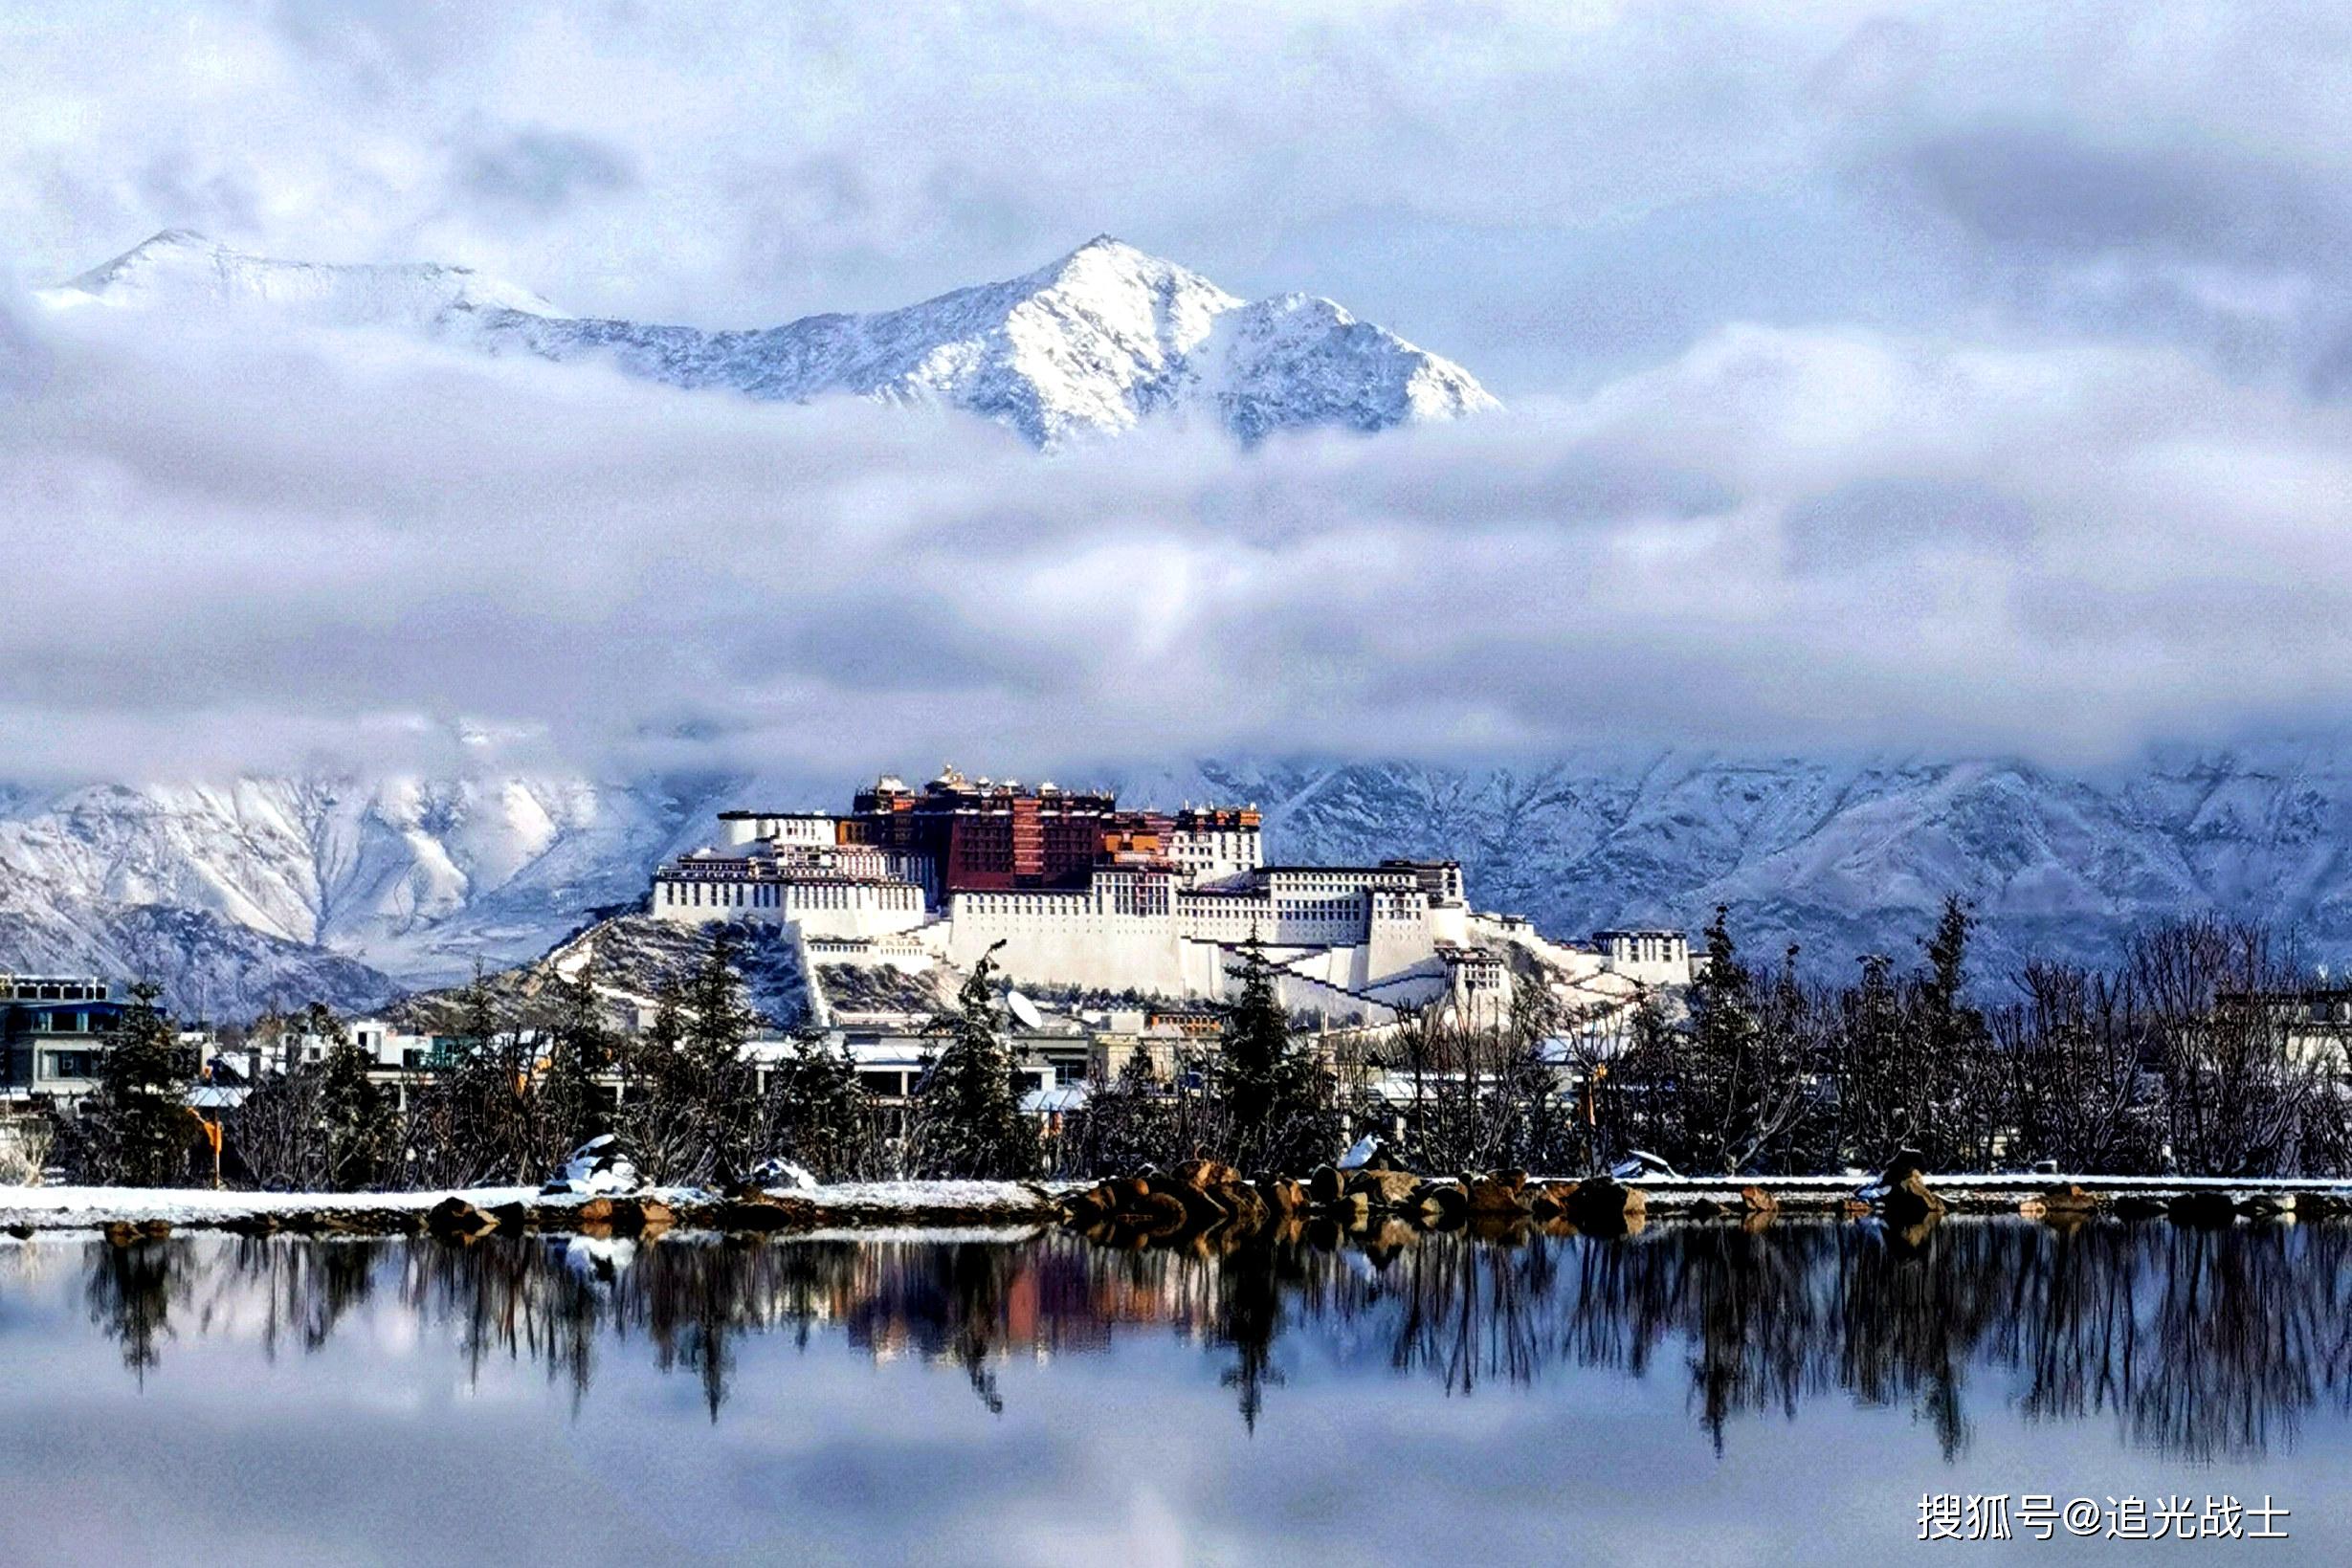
[5,2,2351,783]
[4,290,2350,783]
[8,2,2352,396]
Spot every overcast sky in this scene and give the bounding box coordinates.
[4,1,2351,782]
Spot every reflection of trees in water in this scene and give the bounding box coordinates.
[76,1220,2352,1458]
[2129,1223,2352,1461]
[84,1238,187,1381]
[1213,1234,1286,1432]
[399,1232,615,1411]
[195,1237,387,1358]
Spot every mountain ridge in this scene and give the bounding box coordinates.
[13,746,2352,1017]
[42,230,1498,447]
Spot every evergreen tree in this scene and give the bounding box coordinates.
[1919,894,1995,1168]
[758,1029,873,1180]
[1919,895,1976,1038]
[1831,950,1909,1165]
[1675,906,1810,1174]
[1217,939,1339,1170]
[1265,1050,1342,1174]
[539,963,614,1160]
[305,1003,389,1191]
[679,928,760,1181]
[1220,939,1291,1148]
[78,982,190,1186]
[1612,987,1680,1164]
[617,931,759,1184]
[637,980,685,1083]
[910,947,1037,1179]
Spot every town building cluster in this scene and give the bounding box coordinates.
[654,767,1694,1024]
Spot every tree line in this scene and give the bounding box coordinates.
[1072,902,2351,1181]
[1577,900,2352,1179]
[45,907,2352,1191]
[54,933,1044,1191]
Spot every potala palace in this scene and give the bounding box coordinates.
[652,768,1693,1022]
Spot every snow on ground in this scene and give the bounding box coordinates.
[803,1180,1063,1213]
[635,1225,1047,1247]
[0,1184,543,1228]
[0,1178,1067,1230]
[541,1135,643,1197]
[746,1156,817,1192]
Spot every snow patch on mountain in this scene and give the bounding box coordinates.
[46,232,1497,447]
[1206,291,1494,444]
[42,229,559,330]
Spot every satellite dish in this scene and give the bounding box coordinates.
[1006,990,1044,1030]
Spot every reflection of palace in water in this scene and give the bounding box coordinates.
[51,1218,2352,1456]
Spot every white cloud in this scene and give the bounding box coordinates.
[7,2,2349,391]
[4,1,2349,783]
[4,291,2350,781]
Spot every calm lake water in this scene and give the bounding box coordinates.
[2,1217,2346,1566]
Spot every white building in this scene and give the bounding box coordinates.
[1592,930,1697,989]
[650,778,1697,1023]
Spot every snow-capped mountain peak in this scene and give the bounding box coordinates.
[1018,232,1239,304]
[45,230,1497,446]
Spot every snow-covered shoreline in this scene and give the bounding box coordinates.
[0,1179,1072,1233]
[6,1172,2347,1236]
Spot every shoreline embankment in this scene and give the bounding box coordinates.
[6,1170,2349,1241]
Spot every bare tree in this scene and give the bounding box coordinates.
[1989,962,2159,1172]
[2132,920,2328,1176]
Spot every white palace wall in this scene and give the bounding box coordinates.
[650,802,1697,1022]
[654,874,927,939]
[941,876,1457,1013]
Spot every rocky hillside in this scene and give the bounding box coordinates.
[388,915,811,1035]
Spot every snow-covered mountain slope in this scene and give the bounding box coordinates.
[0,899,397,1021]
[0,771,743,1001]
[1114,746,2352,981]
[15,745,2352,1019]
[43,231,1497,447]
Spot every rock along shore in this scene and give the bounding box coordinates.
[1054,1155,2352,1251]
[5,1168,2349,1243]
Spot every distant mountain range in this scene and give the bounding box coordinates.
[11,748,2352,1018]
[42,230,1498,447]
[0,772,736,1018]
